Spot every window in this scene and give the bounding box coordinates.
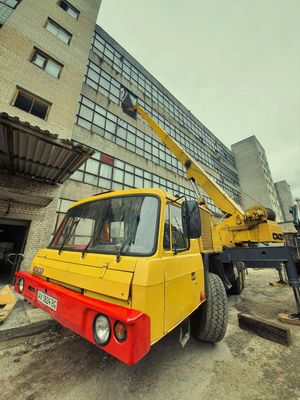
[13,88,51,119]
[90,31,237,171]
[50,196,160,256]
[163,204,188,251]
[1,0,20,6]
[0,0,21,27]
[58,0,79,19]
[46,18,72,44]
[31,49,63,78]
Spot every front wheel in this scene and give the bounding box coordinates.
[191,273,228,343]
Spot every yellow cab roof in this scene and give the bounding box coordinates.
[68,187,184,211]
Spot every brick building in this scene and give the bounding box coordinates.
[0,0,102,280]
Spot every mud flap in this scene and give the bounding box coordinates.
[179,318,190,347]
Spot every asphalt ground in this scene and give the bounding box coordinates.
[0,269,299,400]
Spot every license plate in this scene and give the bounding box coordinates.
[37,290,57,311]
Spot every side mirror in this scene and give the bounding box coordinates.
[181,201,201,239]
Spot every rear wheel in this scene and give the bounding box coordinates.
[191,273,228,342]
[230,269,246,295]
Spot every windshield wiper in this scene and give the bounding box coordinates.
[116,215,140,263]
[81,206,111,258]
[58,219,78,255]
[58,207,86,255]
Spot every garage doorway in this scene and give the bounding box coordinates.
[0,219,30,284]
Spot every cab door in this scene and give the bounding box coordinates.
[163,203,203,333]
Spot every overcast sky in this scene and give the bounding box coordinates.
[97,0,300,198]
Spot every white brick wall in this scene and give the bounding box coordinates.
[0,0,101,139]
[0,172,61,270]
[0,0,102,270]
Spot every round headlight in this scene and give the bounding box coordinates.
[114,321,127,342]
[18,278,25,294]
[93,314,110,346]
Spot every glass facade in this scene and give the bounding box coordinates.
[90,30,235,168]
[83,60,239,187]
[71,147,221,214]
[70,26,241,216]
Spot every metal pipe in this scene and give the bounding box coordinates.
[277,267,285,283]
[292,287,300,315]
[284,252,300,289]
[189,179,205,205]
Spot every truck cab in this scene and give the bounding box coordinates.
[15,188,228,365]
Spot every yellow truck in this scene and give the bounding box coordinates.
[14,89,300,365]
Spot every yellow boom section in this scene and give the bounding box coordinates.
[135,104,245,218]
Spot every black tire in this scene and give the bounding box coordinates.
[266,208,276,221]
[296,261,300,276]
[230,270,246,295]
[191,273,228,343]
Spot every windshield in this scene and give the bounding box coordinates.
[49,195,160,256]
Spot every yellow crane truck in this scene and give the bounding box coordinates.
[14,89,300,365]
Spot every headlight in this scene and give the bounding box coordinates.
[114,321,127,342]
[93,314,110,346]
[18,278,25,293]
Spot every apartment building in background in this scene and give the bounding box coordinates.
[231,136,283,221]
[275,180,296,232]
[0,0,241,281]
[296,198,300,212]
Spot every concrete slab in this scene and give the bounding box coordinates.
[0,289,57,342]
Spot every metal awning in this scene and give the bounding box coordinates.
[0,187,53,207]
[0,113,94,185]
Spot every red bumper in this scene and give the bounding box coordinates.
[14,272,150,365]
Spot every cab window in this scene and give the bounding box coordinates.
[163,203,188,252]
[50,195,160,256]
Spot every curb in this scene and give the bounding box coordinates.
[0,319,58,342]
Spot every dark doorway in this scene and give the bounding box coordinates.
[0,219,30,284]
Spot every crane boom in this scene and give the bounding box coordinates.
[120,89,300,319]
[135,104,245,218]
[121,88,284,239]
[121,89,244,218]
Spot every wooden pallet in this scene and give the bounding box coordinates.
[0,285,16,324]
[238,312,292,345]
[269,281,289,288]
[278,313,300,327]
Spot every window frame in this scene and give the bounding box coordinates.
[12,87,51,120]
[31,48,63,79]
[1,0,21,7]
[163,202,189,253]
[45,18,72,45]
[49,194,161,258]
[57,0,80,19]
